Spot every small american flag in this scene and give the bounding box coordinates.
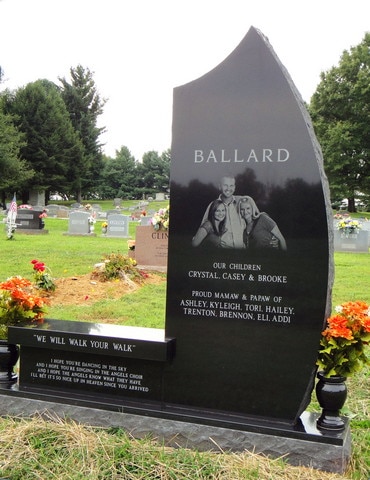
[9,194,17,213]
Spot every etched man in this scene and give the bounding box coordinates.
[199,175,245,248]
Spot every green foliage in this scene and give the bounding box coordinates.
[99,146,138,199]
[31,259,57,292]
[6,80,83,194]
[309,33,370,211]
[0,95,33,192]
[0,276,47,339]
[91,252,144,282]
[1,66,170,202]
[99,147,171,200]
[59,65,106,201]
[135,149,170,198]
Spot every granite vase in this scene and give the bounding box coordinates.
[316,371,347,431]
[0,340,19,383]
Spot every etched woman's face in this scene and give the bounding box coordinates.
[214,203,226,221]
[240,202,252,222]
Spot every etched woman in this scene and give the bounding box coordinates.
[238,196,287,250]
[192,199,227,247]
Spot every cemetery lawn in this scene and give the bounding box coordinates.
[0,215,369,479]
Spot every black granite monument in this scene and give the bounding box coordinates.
[164,26,333,423]
[3,28,351,473]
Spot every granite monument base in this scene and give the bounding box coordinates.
[0,389,350,474]
[4,320,351,474]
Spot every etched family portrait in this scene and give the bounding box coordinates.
[191,175,287,250]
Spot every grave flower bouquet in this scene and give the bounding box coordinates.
[151,206,169,231]
[337,218,361,236]
[31,259,56,292]
[316,300,370,377]
[0,276,47,339]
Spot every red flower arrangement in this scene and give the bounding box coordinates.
[31,259,56,292]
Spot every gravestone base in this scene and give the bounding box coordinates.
[0,389,350,474]
[16,228,49,235]
[63,232,97,237]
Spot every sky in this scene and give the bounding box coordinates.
[1,0,369,160]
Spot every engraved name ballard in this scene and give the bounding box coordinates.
[194,148,289,163]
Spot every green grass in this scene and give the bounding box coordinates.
[49,281,167,328]
[332,253,370,305]
[1,217,134,277]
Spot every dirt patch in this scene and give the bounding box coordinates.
[47,272,166,306]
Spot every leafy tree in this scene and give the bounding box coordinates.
[59,65,106,201]
[99,146,138,199]
[4,80,83,202]
[136,149,170,198]
[309,33,370,212]
[0,94,34,206]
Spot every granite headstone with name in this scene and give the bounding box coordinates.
[68,211,91,235]
[16,208,48,233]
[17,209,40,228]
[164,27,333,423]
[106,213,129,237]
[334,229,369,252]
[134,226,168,268]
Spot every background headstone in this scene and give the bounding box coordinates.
[68,211,90,235]
[134,226,168,268]
[16,208,45,231]
[45,204,61,217]
[106,213,129,237]
[334,230,369,252]
[29,189,45,206]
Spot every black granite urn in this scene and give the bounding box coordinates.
[0,340,19,383]
[316,372,347,431]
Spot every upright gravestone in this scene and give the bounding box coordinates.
[68,211,91,235]
[164,27,333,424]
[334,229,369,252]
[134,226,168,268]
[16,208,48,234]
[106,213,129,237]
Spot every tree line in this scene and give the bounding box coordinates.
[1,32,369,211]
[0,65,170,205]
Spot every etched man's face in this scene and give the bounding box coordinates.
[220,177,235,199]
